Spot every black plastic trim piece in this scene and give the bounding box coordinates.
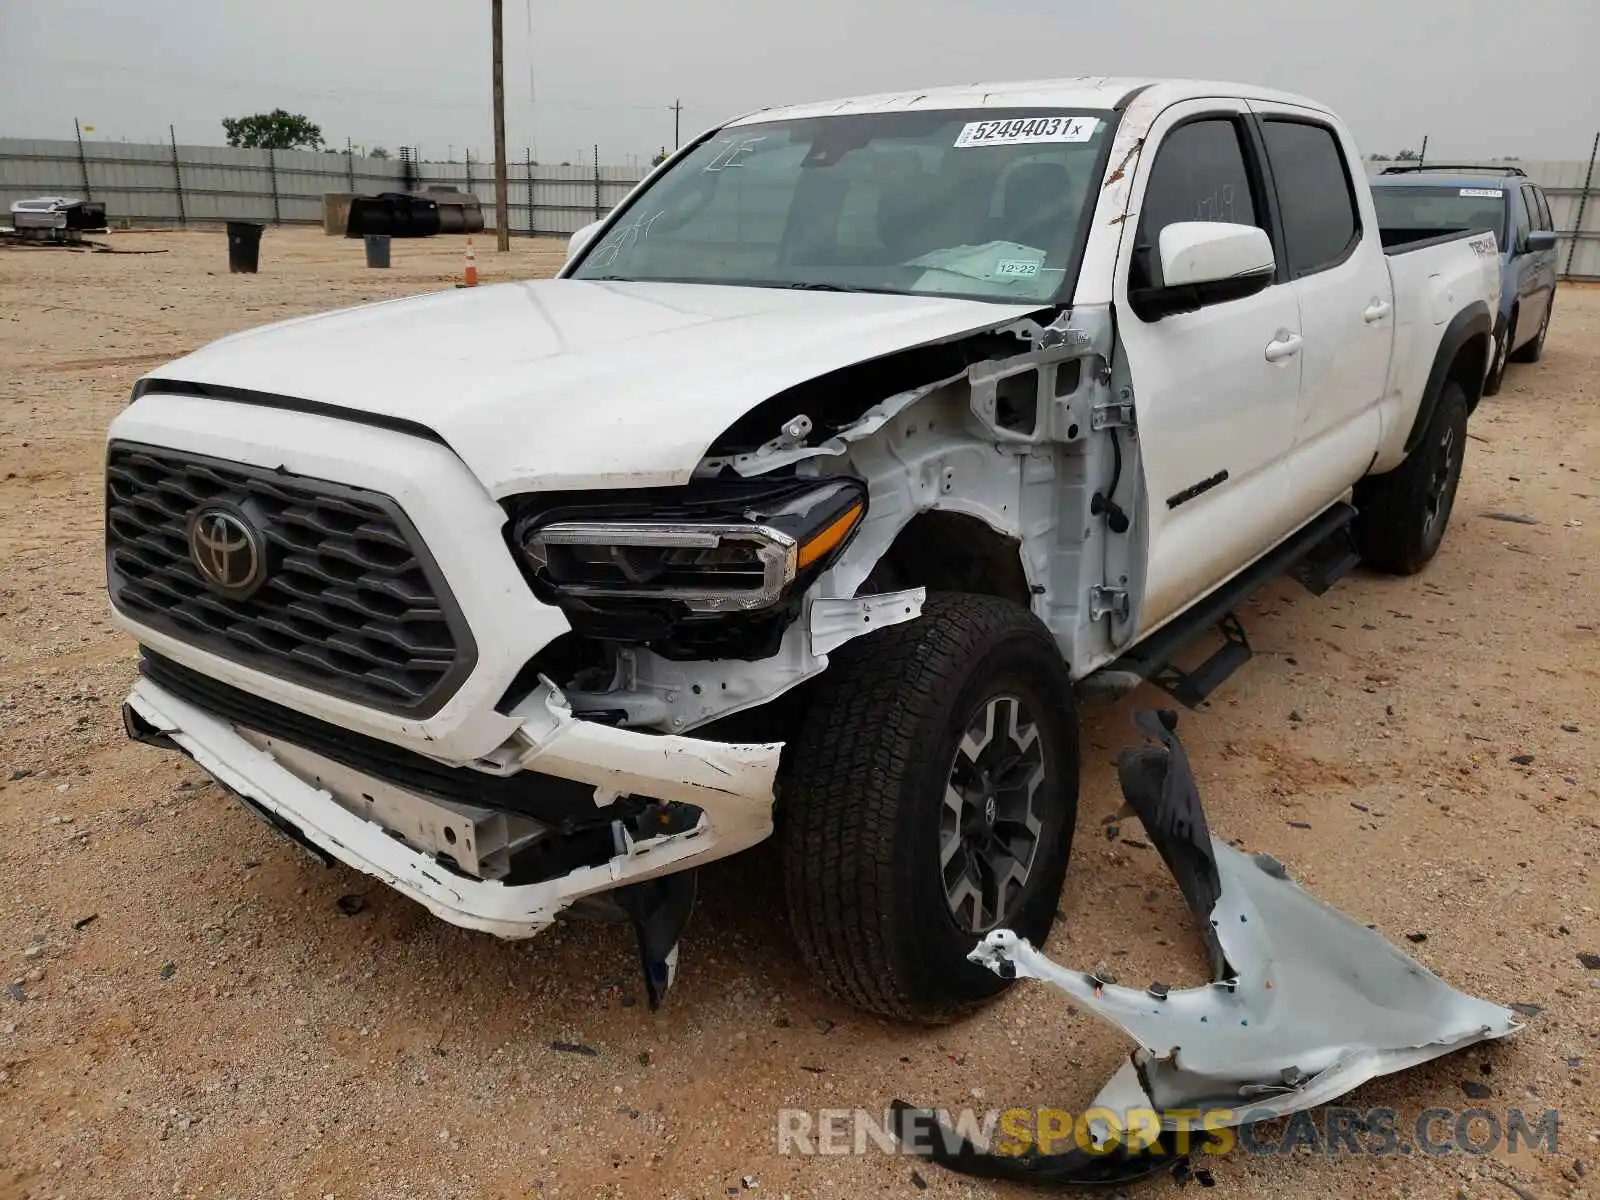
[137,651,618,826]
[130,378,453,449]
[1112,82,1157,111]
[1403,301,1492,455]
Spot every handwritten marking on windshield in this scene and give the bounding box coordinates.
[587,211,665,270]
[702,136,768,173]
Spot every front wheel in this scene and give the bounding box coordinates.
[1352,380,1469,575]
[780,593,1080,1023]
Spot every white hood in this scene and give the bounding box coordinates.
[144,279,1043,495]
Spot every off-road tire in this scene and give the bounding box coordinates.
[1509,299,1551,364]
[1353,380,1469,575]
[780,593,1080,1024]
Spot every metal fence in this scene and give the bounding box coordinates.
[4,134,1599,275]
[0,137,647,238]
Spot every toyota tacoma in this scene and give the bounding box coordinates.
[108,77,1500,1021]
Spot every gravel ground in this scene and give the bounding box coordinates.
[0,228,1596,1200]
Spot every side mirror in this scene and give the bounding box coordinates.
[567,219,603,263]
[1525,230,1558,253]
[1133,221,1276,320]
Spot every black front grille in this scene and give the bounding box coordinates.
[107,443,476,717]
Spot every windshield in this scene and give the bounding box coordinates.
[570,108,1115,303]
[1371,184,1507,242]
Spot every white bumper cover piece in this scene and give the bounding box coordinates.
[894,709,1521,1186]
[126,677,782,938]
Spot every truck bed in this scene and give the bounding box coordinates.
[1379,225,1498,256]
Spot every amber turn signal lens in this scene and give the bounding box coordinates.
[796,501,865,570]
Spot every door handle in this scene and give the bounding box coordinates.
[1363,299,1393,324]
[1265,331,1303,363]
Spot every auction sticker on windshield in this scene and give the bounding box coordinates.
[954,116,1100,148]
[1459,188,1504,198]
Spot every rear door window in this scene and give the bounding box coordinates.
[1260,120,1360,277]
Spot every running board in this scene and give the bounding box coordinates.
[1081,503,1358,707]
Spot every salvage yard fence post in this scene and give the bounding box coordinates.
[1565,132,1600,280]
[169,125,186,227]
[73,117,92,201]
[267,148,281,225]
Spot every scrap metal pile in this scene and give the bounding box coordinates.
[893,709,1523,1187]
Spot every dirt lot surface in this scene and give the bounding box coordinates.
[0,228,1596,1199]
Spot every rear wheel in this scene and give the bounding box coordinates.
[780,593,1079,1023]
[1353,380,1469,575]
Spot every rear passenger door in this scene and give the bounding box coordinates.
[1249,106,1392,524]
[1113,100,1303,635]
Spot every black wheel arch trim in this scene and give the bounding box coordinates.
[1403,301,1492,454]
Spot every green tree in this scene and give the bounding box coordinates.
[221,109,324,150]
[369,146,391,160]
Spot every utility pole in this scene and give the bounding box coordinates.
[672,98,682,149]
[1417,135,1429,169]
[491,0,511,251]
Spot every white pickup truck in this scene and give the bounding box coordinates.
[109,78,1499,1021]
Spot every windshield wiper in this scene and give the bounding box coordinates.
[782,281,854,292]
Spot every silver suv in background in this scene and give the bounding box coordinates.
[1371,165,1559,394]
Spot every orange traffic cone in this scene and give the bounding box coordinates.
[462,237,479,287]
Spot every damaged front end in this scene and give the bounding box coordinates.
[895,709,1522,1186]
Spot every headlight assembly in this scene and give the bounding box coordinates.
[517,478,867,615]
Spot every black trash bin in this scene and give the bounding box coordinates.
[226,221,264,273]
[364,233,391,268]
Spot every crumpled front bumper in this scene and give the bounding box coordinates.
[125,676,782,939]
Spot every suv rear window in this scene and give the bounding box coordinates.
[1261,120,1360,277]
[1371,185,1506,242]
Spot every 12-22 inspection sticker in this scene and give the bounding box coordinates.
[954,116,1100,148]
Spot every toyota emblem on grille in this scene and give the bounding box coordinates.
[186,507,266,598]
